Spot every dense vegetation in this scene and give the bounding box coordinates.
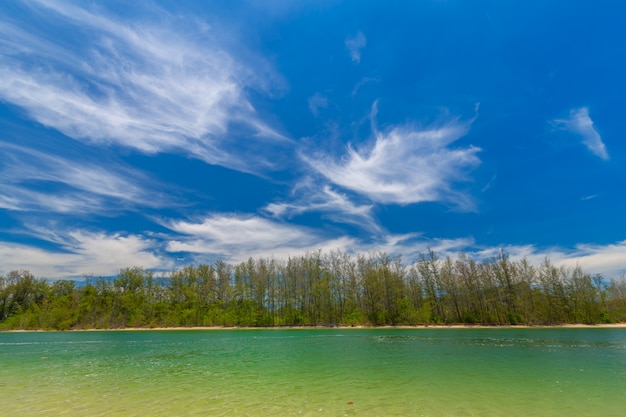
[1,250,625,330]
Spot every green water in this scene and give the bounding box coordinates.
[1,328,624,416]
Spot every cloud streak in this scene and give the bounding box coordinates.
[265,182,379,232]
[0,141,168,214]
[553,107,609,160]
[0,0,287,174]
[165,214,357,263]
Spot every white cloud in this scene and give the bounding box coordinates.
[165,213,357,263]
[163,212,480,267]
[475,241,626,279]
[553,107,609,160]
[355,234,476,264]
[67,230,167,272]
[0,230,168,279]
[303,110,481,209]
[0,1,287,174]
[6,213,623,280]
[345,31,366,63]
[557,241,626,277]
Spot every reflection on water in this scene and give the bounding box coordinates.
[1,328,625,416]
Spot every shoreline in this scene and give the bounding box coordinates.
[3,323,626,332]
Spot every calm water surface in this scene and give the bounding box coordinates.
[1,328,625,416]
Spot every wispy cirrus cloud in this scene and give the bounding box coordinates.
[553,107,609,160]
[345,31,366,63]
[0,185,103,214]
[0,141,168,213]
[0,0,288,174]
[303,104,481,209]
[265,181,379,232]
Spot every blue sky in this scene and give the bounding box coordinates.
[1,0,625,280]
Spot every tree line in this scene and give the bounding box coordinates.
[1,250,625,330]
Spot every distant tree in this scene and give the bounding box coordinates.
[2,250,626,330]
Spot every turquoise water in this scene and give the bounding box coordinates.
[1,328,625,416]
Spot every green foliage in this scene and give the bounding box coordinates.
[1,252,625,330]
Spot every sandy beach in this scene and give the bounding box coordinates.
[5,322,625,332]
